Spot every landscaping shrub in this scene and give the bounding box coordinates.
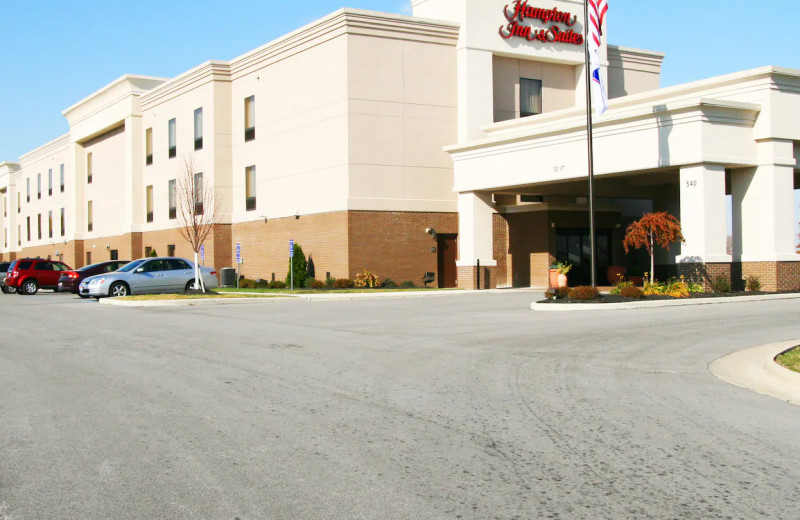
[286,243,307,288]
[333,278,353,289]
[711,275,731,293]
[308,279,324,289]
[400,280,415,288]
[745,275,761,292]
[619,285,644,299]
[268,280,287,289]
[238,278,255,288]
[567,285,599,300]
[324,276,336,288]
[545,287,570,299]
[610,279,633,296]
[353,269,381,288]
[382,278,398,288]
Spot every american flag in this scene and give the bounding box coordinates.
[587,0,609,114]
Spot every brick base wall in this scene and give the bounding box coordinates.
[349,211,458,286]
[677,262,732,291]
[457,264,497,290]
[678,261,800,292]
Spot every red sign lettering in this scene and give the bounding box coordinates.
[499,1,584,46]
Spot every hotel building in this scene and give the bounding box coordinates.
[2,0,799,290]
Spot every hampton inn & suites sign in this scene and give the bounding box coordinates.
[499,1,584,45]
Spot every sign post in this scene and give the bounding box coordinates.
[236,243,241,289]
[289,239,294,291]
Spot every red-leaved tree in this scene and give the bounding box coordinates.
[623,211,684,284]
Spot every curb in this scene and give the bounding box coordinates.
[97,288,534,307]
[98,296,295,307]
[709,340,800,406]
[530,293,800,311]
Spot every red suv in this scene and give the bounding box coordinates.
[4,258,73,295]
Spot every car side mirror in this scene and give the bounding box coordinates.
[135,267,145,273]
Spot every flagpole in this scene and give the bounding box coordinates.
[583,0,597,288]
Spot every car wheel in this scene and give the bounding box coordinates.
[109,282,129,298]
[22,280,39,295]
[2,285,15,294]
[185,280,198,292]
[78,293,90,299]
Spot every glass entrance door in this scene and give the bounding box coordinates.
[555,228,611,286]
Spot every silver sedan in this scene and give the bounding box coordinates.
[79,257,219,298]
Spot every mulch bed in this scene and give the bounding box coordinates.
[538,290,800,304]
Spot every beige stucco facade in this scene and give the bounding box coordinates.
[3,0,798,290]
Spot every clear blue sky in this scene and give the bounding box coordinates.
[2,0,800,161]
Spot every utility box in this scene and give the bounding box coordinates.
[220,267,236,287]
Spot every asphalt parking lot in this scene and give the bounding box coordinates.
[1,290,800,519]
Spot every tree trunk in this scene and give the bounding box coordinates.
[649,232,655,284]
[193,251,204,293]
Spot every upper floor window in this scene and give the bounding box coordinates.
[245,165,256,211]
[168,119,177,158]
[87,200,93,232]
[17,192,21,212]
[60,207,65,237]
[146,185,154,223]
[168,179,177,220]
[87,152,93,183]
[48,210,53,238]
[244,96,255,141]
[26,178,30,203]
[145,128,153,165]
[48,169,53,196]
[60,164,65,192]
[194,173,204,215]
[37,173,41,199]
[520,78,542,118]
[194,108,203,150]
[37,213,42,240]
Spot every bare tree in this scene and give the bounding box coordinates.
[176,156,219,292]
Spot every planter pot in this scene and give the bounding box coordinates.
[628,276,644,286]
[556,273,568,288]
[607,265,627,286]
[549,269,559,288]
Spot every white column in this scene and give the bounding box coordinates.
[457,48,494,142]
[124,115,143,231]
[456,191,496,268]
[678,164,730,263]
[731,139,797,261]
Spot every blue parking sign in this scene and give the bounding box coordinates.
[236,243,241,264]
[289,239,294,258]
[200,244,204,260]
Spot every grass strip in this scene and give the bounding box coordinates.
[117,293,286,301]
[776,346,800,374]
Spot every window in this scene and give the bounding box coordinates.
[48,210,52,238]
[17,193,20,212]
[145,128,153,165]
[167,244,175,257]
[3,229,6,248]
[520,78,543,117]
[194,172,204,215]
[60,164,65,193]
[37,214,41,240]
[168,119,176,158]
[87,152,93,183]
[18,225,21,246]
[145,246,153,257]
[86,251,92,266]
[110,249,119,261]
[194,108,203,150]
[168,179,177,219]
[37,173,41,199]
[87,200,93,232]
[146,185,153,223]
[3,195,6,216]
[60,208,65,236]
[48,169,53,196]
[245,165,256,211]
[244,95,255,141]
[26,216,30,241]
[26,178,30,203]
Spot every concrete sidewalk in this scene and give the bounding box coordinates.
[710,340,800,406]
[531,292,800,311]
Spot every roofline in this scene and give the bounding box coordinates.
[61,73,169,116]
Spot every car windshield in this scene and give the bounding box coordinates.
[78,262,107,272]
[116,259,146,273]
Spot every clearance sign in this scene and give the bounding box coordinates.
[499,1,584,46]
